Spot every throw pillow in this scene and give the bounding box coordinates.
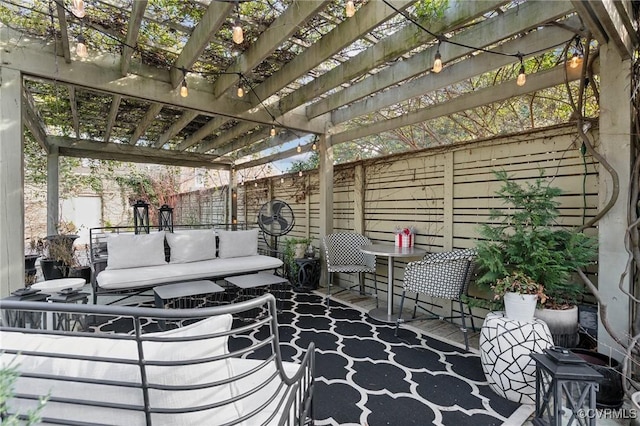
[217,229,259,259]
[165,230,217,263]
[106,232,167,270]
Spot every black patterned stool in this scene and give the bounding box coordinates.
[293,257,320,292]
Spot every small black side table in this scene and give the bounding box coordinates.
[2,292,50,328]
[48,291,90,331]
[294,257,320,292]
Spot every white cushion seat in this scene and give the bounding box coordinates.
[97,255,283,290]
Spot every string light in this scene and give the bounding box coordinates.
[298,170,303,177]
[232,2,243,44]
[345,0,355,17]
[280,177,284,184]
[296,143,302,153]
[237,84,244,98]
[180,69,188,97]
[516,55,526,87]
[254,181,258,187]
[569,53,582,69]
[71,0,85,18]
[76,34,88,58]
[270,125,277,137]
[312,141,317,150]
[432,40,442,73]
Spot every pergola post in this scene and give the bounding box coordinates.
[597,42,632,360]
[46,144,59,235]
[318,134,333,286]
[229,165,236,227]
[354,164,365,235]
[0,67,24,296]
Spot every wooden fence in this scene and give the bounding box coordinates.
[171,123,599,315]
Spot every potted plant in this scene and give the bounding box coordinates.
[68,244,92,284]
[490,271,547,321]
[476,170,597,333]
[24,238,41,286]
[282,237,312,284]
[39,221,80,280]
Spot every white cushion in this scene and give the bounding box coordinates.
[97,256,284,290]
[1,314,241,425]
[106,232,167,270]
[217,229,259,259]
[166,230,216,263]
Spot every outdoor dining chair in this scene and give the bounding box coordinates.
[322,233,378,306]
[395,248,477,351]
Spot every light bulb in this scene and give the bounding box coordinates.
[569,53,582,69]
[72,0,85,18]
[298,171,303,177]
[180,80,188,97]
[237,85,244,98]
[516,64,526,87]
[232,21,244,44]
[280,177,284,183]
[432,51,442,73]
[76,35,88,58]
[296,144,302,153]
[312,142,317,151]
[270,125,276,137]
[254,181,258,187]
[345,0,355,17]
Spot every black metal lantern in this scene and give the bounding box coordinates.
[532,348,602,426]
[158,204,174,232]
[133,200,150,234]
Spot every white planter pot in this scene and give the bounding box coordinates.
[534,305,579,348]
[503,292,537,322]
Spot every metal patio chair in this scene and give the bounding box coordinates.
[323,233,378,306]
[395,248,477,351]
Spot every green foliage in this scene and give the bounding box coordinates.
[0,362,48,425]
[475,170,597,307]
[288,152,319,173]
[490,271,548,305]
[283,237,312,282]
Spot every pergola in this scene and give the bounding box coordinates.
[0,0,637,350]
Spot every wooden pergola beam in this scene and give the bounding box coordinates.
[170,1,233,88]
[309,0,575,120]
[331,64,582,145]
[104,95,122,143]
[235,142,315,170]
[49,136,231,169]
[281,0,508,115]
[121,0,147,76]
[22,91,49,153]
[55,3,71,63]
[211,0,329,99]
[68,86,80,139]
[153,110,199,148]
[223,130,302,159]
[129,103,164,145]
[331,17,579,125]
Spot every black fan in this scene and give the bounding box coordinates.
[257,200,295,255]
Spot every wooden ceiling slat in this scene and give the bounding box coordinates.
[121,0,147,77]
[55,3,71,63]
[68,86,80,138]
[310,0,575,120]
[153,110,199,148]
[128,103,163,145]
[104,95,122,143]
[332,16,580,126]
[170,1,233,88]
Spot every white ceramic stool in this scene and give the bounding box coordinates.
[479,311,554,404]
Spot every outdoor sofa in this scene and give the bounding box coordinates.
[0,293,314,425]
[90,225,283,304]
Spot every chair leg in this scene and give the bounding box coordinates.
[373,272,378,308]
[394,290,407,337]
[326,272,332,306]
[458,299,469,351]
[412,293,419,318]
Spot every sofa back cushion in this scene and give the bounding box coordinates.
[217,229,259,259]
[166,229,217,263]
[1,313,242,425]
[106,232,167,270]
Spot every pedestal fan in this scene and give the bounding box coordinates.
[257,199,295,255]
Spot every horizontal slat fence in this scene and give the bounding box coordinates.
[171,124,600,321]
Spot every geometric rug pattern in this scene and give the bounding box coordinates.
[92,291,522,425]
[229,292,522,426]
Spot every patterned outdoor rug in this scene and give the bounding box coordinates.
[92,291,524,426]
